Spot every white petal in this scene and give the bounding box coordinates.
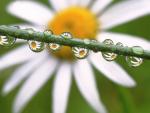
[79,0,91,7]
[90,53,136,87]
[73,59,106,113]
[100,0,150,29]
[0,45,39,71]
[53,62,72,113]
[98,32,150,49]
[7,1,53,26]
[13,58,58,113]
[2,53,47,95]
[50,0,68,12]
[67,0,79,6]
[15,39,26,43]
[91,0,112,14]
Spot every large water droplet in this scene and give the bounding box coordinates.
[28,40,45,52]
[126,56,143,67]
[0,35,16,47]
[102,39,117,61]
[72,47,89,59]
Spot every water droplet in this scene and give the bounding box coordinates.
[132,46,144,55]
[0,35,16,47]
[72,47,89,59]
[61,32,72,39]
[84,39,90,45]
[102,52,117,61]
[26,28,34,35]
[28,40,45,52]
[48,43,61,51]
[91,40,98,43]
[11,26,20,29]
[103,39,113,46]
[126,56,143,67]
[116,42,123,47]
[44,30,53,36]
[102,39,117,61]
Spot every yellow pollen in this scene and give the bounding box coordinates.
[51,44,57,49]
[50,44,57,49]
[79,50,86,57]
[31,42,37,49]
[47,7,99,61]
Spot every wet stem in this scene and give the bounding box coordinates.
[0,25,150,59]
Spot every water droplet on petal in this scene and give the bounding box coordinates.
[28,40,45,52]
[0,35,16,47]
[102,39,117,61]
[132,46,144,55]
[72,47,89,59]
[61,32,72,39]
[126,56,143,67]
[48,43,61,51]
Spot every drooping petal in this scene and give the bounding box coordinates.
[98,32,150,49]
[100,0,150,29]
[91,0,112,15]
[73,59,106,113]
[52,62,72,113]
[49,0,68,12]
[2,53,47,95]
[13,58,58,113]
[0,45,40,71]
[90,53,136,87]
[7,1,53,26]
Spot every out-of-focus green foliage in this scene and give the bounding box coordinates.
[0,0,150,113]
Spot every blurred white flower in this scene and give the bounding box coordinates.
[0,0,150,113]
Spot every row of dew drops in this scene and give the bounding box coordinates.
[0,26,143,67]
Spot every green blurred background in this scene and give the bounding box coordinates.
[0,0,150,113]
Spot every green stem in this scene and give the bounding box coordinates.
[0,25,150,59]
[116,86,135,113]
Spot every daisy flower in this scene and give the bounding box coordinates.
[0,0,150,113]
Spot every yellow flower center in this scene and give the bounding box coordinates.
[47,7,99,61]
